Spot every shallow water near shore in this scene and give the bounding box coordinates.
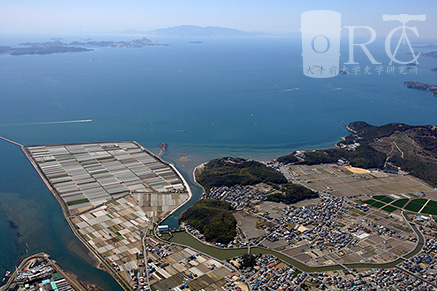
[0,35,436,288]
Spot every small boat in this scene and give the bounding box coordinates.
[5,271,10,277]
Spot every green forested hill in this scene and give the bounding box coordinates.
[277,122,437,187]
[196,157,287,191]
[179,200,236,244]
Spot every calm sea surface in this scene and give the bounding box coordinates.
[0,34,436,289]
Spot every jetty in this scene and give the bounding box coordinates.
[0,136,23,147]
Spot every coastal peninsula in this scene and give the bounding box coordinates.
[278,121,437,187]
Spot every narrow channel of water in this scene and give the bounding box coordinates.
[168,214,426,273]
[169,232,343,272]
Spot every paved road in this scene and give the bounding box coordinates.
[279,165,294,182]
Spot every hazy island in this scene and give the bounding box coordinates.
[421,51,437,58]
[0,43,92,56]
[0,37,166,56]
[68,37,166,48]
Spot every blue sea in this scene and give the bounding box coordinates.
[0,34,436,289]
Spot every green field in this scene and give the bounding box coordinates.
[392,199,409,208]
[66,198,89,206]
[404,199,428,212]
[362,199,376,205]
[420,200,437,215]
[360,197,437,215]
[373,195,394,204]
[421,206,437,215]
[382,205,398,213]
[426,200,437,208]
[404,203,423,212]
[363,199,385,209]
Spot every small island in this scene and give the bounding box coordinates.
[403,81,437,96]
[158,142,168,156]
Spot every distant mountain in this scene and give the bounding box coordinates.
[118,29,148,35]
[413,44,437,49]
[146,25,269,37]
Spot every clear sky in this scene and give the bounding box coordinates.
[1,0,436,39]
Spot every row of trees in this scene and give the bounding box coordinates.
[267,183,318,204]
[279,145,386,169]
[276,153,298,164]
